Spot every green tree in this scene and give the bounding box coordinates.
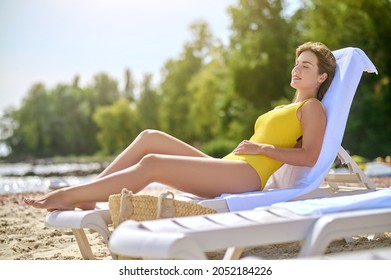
[48,84,99,156]
[0,107,18,158]
[159,21,214,143]
[293,0,391,158]
[227,0,292,112]
[8,83,51,158]
[187,58,226,142]
[91,73,120,106]
[137,73,160,130]
[123,68,135,101]
[93,99,139,155]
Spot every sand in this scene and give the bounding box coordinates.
[1,179,391,260]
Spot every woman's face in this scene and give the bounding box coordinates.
[290,50,326,94]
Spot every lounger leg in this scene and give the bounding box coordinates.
[72,227,118,260]
[223,247,244,260]
[72,229,96,260]
[298,210,391,258]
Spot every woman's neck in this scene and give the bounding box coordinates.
[294,91,317,102]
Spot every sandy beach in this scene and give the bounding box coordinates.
[1,178,391,260]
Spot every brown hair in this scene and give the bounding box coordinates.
[296,42,336,100]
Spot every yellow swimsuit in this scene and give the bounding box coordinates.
[224,99,317,190]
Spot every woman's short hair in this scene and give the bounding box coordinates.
[296,42,337,101]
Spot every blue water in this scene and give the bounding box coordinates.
[0,175,97,194]
[0,162,169,194]
[0,162,99,194]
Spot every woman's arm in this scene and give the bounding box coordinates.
[233,99,326,167]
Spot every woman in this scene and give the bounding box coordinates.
[24,41,336,211]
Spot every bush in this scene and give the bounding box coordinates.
[201,138,237,158]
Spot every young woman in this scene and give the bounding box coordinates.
[24,41,336,211]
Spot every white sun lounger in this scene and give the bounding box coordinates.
[45,47,377,259]
[108,188,391,259]
[304,247,391,260]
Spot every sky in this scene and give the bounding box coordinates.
[0,0,300,112]
[0,0,237,111]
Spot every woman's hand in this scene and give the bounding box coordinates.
[233,140,268,155]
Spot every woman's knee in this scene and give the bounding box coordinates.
[128,154,163,183]
[138,129,166,142]
[138,154,164,175]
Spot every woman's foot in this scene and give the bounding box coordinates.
[74,201,97,210]
[23,189,96,211]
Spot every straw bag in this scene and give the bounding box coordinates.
[109,188,217,229]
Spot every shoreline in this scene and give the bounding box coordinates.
[1,179,391,260]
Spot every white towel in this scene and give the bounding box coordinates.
[219,47,378,211]
[272,188,391,216]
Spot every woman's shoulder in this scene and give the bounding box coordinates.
[302,98,325,111]
[300,98,326,117]
[275,98,324,112]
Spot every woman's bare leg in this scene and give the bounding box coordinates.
[96,129,210,179]
[138,154,262,198]
[25,129,211,210]
[24,154,261,210]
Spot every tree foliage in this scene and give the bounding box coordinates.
[93,99,138,155]
[228,0,292,111]
[158,21,211,142]
[137,73,160,130]
[1,0,390,160]
[292,0,391,159]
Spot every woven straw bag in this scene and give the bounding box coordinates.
[109,188,217,229]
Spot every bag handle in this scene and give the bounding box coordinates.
[118,188,176,222]
[157,191,176,218]
[119,188,133,224]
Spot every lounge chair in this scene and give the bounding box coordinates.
[45,47,377,259]
[303,247,391,260]
[108,188,391,260]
